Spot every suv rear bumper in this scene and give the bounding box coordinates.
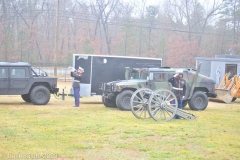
[53,88,59,94]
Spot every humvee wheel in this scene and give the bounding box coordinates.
[148,89,178,122]
[30,86,50,105]
[21,94,31,102]
[130,88,153,119]
[102,96,117,108]
[232,98,237,102]
[116,90,134,111]
[182,100,188,108]
[188,91,208,110]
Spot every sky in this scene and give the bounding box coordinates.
[123,0,222,8]
[122,0,223,17]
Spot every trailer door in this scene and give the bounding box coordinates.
[75,55,92,96]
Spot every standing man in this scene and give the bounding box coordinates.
[168,69,186,119]
[71,67,84,107]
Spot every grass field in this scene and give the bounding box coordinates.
[0,82,240,160]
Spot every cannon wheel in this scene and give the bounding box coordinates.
[130,88,153,119]
[148,89,178,122]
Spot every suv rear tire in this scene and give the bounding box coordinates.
[21,94,31,102]
[30,86,50,105]
[116,90,134,111]
[188,91,208,110]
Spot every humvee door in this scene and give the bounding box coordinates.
[9,67,30,94]
[150,72,172,91]
[0,67,8,94]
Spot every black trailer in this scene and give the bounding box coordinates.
[72,54,162,96]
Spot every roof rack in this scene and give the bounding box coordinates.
[160,66,171,69]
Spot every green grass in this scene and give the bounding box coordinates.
[0,95,240,160]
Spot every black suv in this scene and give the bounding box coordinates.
[0,62,59,105]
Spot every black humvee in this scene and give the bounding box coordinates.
[0,62,59,105]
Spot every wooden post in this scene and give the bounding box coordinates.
[54,0,60,77]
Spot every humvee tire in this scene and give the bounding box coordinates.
[188,91,208,110]
[182,100,188,108]
[102,96,117,108]
[21,94,31,102]
[116,90,134,111]
[232,98,237,102]
[30,86,50,105]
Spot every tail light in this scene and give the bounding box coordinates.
[212,87,215,92]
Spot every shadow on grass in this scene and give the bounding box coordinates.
[81,102,102,104]
[0,102,33,106]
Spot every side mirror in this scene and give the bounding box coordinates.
[125,67,130,80]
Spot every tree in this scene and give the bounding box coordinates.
[90,0,119,55]
[218,0,240,54]
[165,35,205,67]
[0,0,235,67]
[145,5,159,50]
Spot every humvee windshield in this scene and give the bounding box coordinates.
[32,69,37,76]
[131,69,148,79]
[31,68,48,77]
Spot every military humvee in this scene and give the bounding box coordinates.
[0,62,59,105]
[99,64,217,111]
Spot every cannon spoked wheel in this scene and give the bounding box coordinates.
[148,89,178,122]
[130,88,153,119]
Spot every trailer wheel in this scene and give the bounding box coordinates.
[102,96,117,108]
[116,90,134,111]
[232,98,237,102]
[21,94,31,102]
[182,100,188,108]
[30,86,50,105]
[188,91,208,110]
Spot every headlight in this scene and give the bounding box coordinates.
[110,84,124,92]
[115,85,124,91]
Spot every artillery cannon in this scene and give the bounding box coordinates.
[130,88,196,122]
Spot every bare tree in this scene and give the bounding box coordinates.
[1,0,8,61]
[90,0,119,55]
[164,0,223,49]
[132,0,147,56]
[12,0,45,62]
[117,2,134,56]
